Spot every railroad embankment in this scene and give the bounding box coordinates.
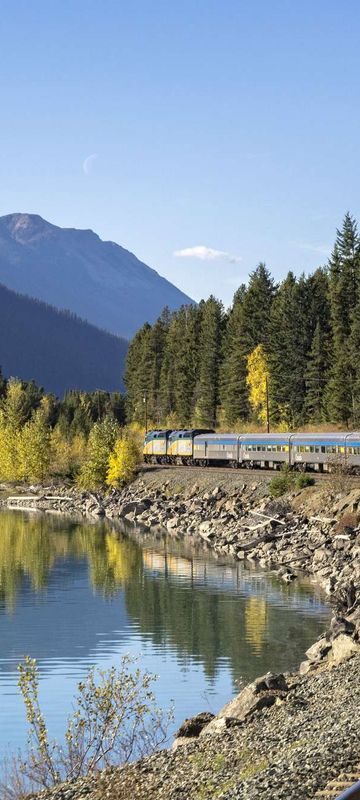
[4,467,360,799]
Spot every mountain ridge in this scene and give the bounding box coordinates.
[0,281,127,396]
[0,213,193,338]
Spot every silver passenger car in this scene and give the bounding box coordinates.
[239,434,291,469]
[193,433,241,465]
[290,432,360,471]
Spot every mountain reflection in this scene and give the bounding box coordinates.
[0,511,330,681]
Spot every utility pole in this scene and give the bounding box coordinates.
[143,390,148,433]
[265,375,270,434]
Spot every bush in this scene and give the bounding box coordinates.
[295,473,315,490]
[1,656,173,799]
[269,473,294,497]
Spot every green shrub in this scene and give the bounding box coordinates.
[269,473,294,497]
[295,473,315,490]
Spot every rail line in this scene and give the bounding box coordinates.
[141,463,360,483]
[315,768,360,799]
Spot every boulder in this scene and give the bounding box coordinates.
[217,672,288,722]
[200,716,243,737]
[175,711,215,739]
[119,500,151,518]
[305,637,331,663]
[328,633,360,665]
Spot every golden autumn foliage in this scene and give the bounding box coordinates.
[77,415,119,489]
[106,432,141,487]
[18,403,51,482]
[246,344,270,425]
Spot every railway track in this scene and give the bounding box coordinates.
[315,769,360,799]
[141,463,360,483]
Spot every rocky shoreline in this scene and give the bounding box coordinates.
[3,468,360,798]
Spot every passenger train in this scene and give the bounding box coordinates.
[143,429,360,472]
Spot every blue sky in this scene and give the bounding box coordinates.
[1,0,360,306]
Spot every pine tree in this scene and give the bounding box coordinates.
[193,297,224,427]
[349,298,360,426]
[268,273,310,427]
[220,265,275,426]
[159,304,202,425]
[220,287,249,425]
[239,262,276,351]
[327,214,360,423]
[146,308,172,424]
[305,321,330,422]
[124,323,152,425]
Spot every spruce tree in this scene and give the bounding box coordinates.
[327,214,360,423]
[268,273,309,427]
[193,297,223,428]
[305,321,330,422]
[124,323,152,425]
[220,287,250,424]
[220,265,275,426]
[349,298,360,426]
[159,304,201,426]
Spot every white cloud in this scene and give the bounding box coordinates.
[173,245,241,263]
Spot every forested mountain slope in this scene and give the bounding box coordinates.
[0,213,193,338]
[0,283,127,396]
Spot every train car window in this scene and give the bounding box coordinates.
[321,446,326,454]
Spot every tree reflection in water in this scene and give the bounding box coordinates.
[0,511,330,682]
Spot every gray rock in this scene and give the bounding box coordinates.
[175,711,215,739]
[329,633,360,665]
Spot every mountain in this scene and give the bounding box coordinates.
[0,213,193,338]
[0,282,127,396]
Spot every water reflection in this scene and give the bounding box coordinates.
[0,510,331,756]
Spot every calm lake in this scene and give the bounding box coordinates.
[0,510,331,759]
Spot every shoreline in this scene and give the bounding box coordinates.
[3,468,360,798]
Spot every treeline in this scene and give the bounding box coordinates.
[125,213,360,430]
[0,377,140,487]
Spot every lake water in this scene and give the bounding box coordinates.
[0,509,331,760]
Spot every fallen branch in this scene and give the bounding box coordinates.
[247,509,286,525]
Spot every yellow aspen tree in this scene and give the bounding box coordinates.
[77,415,119,489]
[18,402,51,482]
[0,379,27,481]
[246,344,270,426]
[106,434,141,487]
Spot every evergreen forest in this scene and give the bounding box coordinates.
[125,214,360,430]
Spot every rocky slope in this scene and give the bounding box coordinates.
[32,653,360,800]
[0,213,193,338]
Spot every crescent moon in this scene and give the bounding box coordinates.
[83,153,98,175]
